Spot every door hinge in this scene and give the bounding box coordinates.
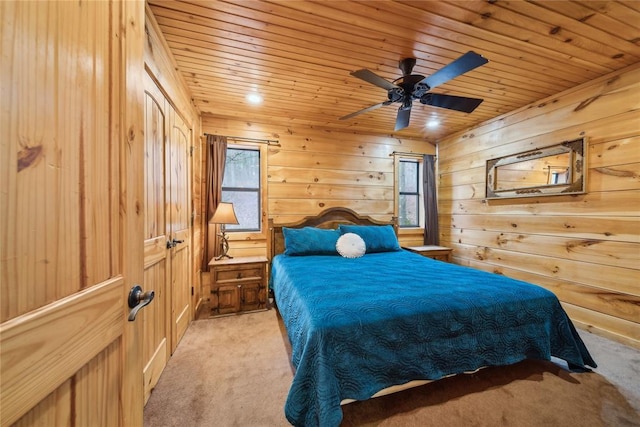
[191,286,194,296]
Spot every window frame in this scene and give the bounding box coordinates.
[222,143,267,241]
[396,157,425,230]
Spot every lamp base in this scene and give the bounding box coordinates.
[216,230,233,261]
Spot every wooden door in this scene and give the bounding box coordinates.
[241,282,264,311]
[167,109,192,351]
[1,1,145,426]
[142,73,172,403]
[141,72,192,402]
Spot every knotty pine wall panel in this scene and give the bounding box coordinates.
[144,5,195,120]
[201,115,435,257]
[438,64,640,348]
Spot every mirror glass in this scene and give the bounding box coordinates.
[486,138,586,199]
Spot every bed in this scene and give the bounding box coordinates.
[268,207,596,427]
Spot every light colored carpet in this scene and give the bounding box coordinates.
[144,310,640,427]
[577,329,640,414]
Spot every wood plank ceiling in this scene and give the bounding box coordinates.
[147,0,640,142]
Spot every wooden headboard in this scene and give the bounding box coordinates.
[268,207,397,260]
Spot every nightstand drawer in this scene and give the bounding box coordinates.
[214,264,264,283]
[403,245,453,262]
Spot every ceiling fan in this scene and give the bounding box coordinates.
[340,51,489,131]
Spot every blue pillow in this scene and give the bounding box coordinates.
[283,227,340,256]
[338,224,401,253]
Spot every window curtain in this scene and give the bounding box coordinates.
[203,134,227,270]
[423,154,439,245]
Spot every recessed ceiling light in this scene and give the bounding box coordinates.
[426,119,439,128]
[246,93,263,105]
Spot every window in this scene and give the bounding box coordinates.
[221,147,261,232]
[398,159,422,228]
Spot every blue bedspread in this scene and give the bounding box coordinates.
[270,250,596,427]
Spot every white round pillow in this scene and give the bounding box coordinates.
[336,232,366,258]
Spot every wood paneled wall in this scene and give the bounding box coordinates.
[201,117,435,257]
[437,64,640,348]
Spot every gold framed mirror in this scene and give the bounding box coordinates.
[486,138,586,199]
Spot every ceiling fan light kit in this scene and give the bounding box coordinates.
[341,51,489,131]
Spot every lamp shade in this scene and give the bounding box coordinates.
[210,202,239,225]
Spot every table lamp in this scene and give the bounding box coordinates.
[210,202,239,260]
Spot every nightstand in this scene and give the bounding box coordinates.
[208,256,268,317]
[403,245,453,262]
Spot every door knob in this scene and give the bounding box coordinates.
[166,238,185,249]
[127,285,155,321]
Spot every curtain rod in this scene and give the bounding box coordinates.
[389,151,436,158]
[203,133,281,146]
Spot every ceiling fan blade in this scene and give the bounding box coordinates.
[394,106,411,131]
[350,69,397,91]
[420,93,484,113]
[422,51,488,90]
[339,101,391,120]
